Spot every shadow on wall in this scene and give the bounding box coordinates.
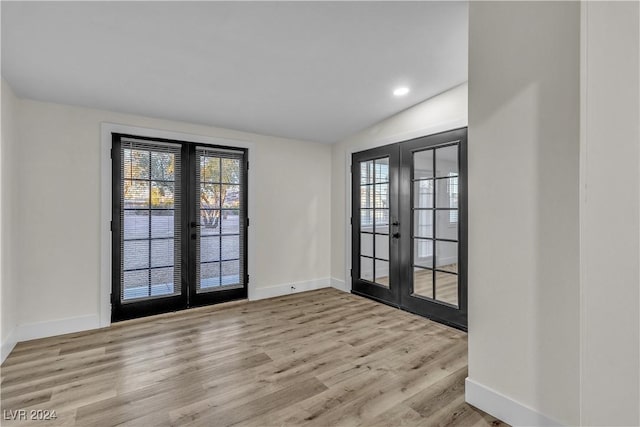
[468,1,580,424]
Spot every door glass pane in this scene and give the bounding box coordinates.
[221,158,240,184]
[414,180,434,208]
[361,209,374,229]
[151,239,173,268]
[222,185,240,208]
[435,271,458,307]
[414,150,434,180]
[375,260,389,287]
[201,184,221,209]
[360,257,373,281]
[436,241,458,273]
[124,181,149,209]
[414,239,433,269]
[201,262,221,289]
[151,152,175,181]
[414,210,433,238]
[375,234,389,260]
[221,260,240,286]
[151,182,174,209]
[360,233,373,257]
[200,210,221,235]
[375,209,389,234]
[221,235,240,260]
[201,156,220,182]
[374,184,389,209]
[124,240,149,270]
[196,149,245,293]
[360,186,373,209]
[221,211,240,234]
[151,212,175,239]
[151,267,175,296]
[123,211,148,239]
[435,177,458,209]
[201,236,221,262]
[361,161,374,185]
[412,267,433,299]
[120,143,180,303]
[123,270,149,300]
[435,145,458,177]
[436,210,458,241]
[374,158,389,183]
[124,149,150,180]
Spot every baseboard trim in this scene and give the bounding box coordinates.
[16,314,101,343]
[465,377,562,426]
[1,327,17,364]
[331,277,349,293]
[249,278,331,301]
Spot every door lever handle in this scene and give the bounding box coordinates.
[190,221,201,228]
[392,232,400,239]
[392,221,400,226]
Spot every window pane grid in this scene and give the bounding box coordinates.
[196,149,245,293]
[410,143,460,307]
[121,142,181,303]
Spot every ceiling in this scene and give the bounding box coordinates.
[1,1,468,144]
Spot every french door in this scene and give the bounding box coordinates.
[111,134,248,321]
[352,128,467,330]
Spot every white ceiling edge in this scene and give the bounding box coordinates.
[1,1,468,144]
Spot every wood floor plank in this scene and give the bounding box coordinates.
[1,288,506,427]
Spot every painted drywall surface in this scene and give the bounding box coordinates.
[13,98,331,327]
[467,2,580,424]
[1,79,18,357]
[580,2,640,425]
[330,83,468,284]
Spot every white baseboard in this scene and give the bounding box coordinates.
[331,277,349,293]
[1,327,17,364]
[249,278,331,301]
[465,377,562,426]
[16,314,101,343]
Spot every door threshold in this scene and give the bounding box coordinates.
[351,290,467,333]
[112,298,249,326]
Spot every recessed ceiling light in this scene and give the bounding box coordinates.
[393,87,410,96]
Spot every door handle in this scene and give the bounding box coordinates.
[190,221,201,228]
[392,221,400,226]
[392,232,400,239]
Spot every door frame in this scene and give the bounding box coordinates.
[398,128,468,330]
[351,143,401,306]
[342,121,468,298]
[100,123,254,328]
[111,133,249,322]
[347,126,468,330]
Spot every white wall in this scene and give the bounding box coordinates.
[330,83,468,289]
[466,2,581,425]
[1,79,19,361]
[580,2,640,425]
[8,97,331,338]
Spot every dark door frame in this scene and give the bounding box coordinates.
[399,128,468,330]
[350,127,468,331]
[351,143,401,306]
[111,133,249,322]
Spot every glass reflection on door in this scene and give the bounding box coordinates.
[359,157,390,287]
[412,144,459,307]
[121,145,181,302]
[196,150,244,292]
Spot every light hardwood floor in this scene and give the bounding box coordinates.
[0,288,504,427]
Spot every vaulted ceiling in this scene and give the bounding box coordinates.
[1,1,468,143]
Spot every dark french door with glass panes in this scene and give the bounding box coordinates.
[112,134,248,321]
[352,128,467,330]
